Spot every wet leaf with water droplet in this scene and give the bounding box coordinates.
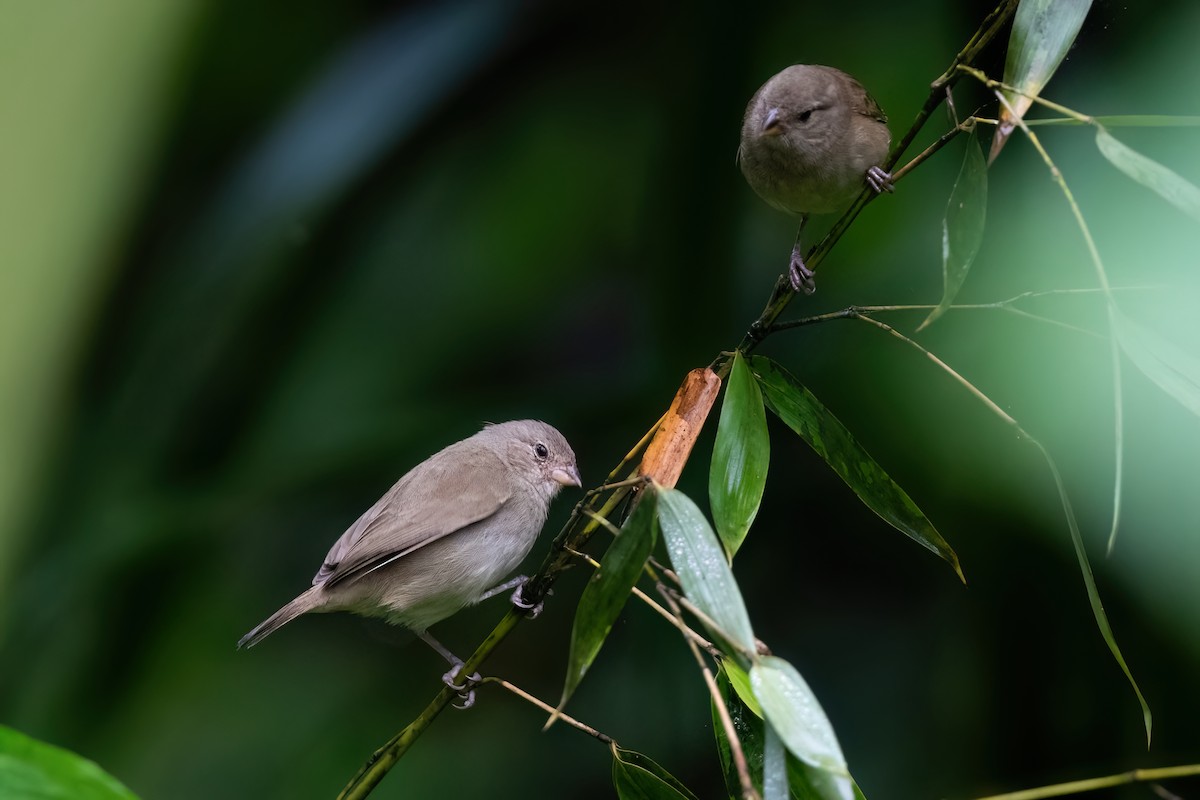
[751,656,853,800]
[656,486,757,656]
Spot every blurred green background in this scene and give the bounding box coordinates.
[2,1,1198,798]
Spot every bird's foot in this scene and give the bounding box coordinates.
[511,580,548,620]
[789,247,817,295]
[443,662,483,710]
[866,165,894,194]
[479,574,527,602]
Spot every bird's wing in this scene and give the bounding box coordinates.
[855,84,888,125]
[312,446,512,588]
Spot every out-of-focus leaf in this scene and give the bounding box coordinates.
[749,357,964,582]
[710,351,770,560]
[919,131,987,330]
[115,0,522,469]
[1113,311,1200,418]
[0,725,139,800]
[558,492,658,712]
[764,721,788,800]
[611,744,698,800]
[656,486,756,656]
[1035,442,1152,744]
[752,656,853,800]
[1096,127,1200,222]
[1027,115,1200,127]
[0,0,196,597]
[991,0,1093,161]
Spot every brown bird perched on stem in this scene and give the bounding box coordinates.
[738,64,893,294]
[238,419,581,708]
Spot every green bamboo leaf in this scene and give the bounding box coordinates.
[1113,311,1200,418]
[611,744,698,800]
[1034,442,1153,744]
[764,721,788,800]
[726,660,763,717]
[710,351,771,560]
[1096,127,1200,222]
[749,356,964,582]
[558,493,658,712]
[713,668,867,800]
[0,725,139,800]
[919,131,987,330]
[991,0,1093,161]
[713,667,764,798]
[751,656,854,800]
[656,485,757,656]
[750,657,847,774]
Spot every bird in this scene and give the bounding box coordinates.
[738,64,893,294]
[238,419,581,707]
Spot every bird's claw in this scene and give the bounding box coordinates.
[511,582,548,619]
[788,251,817,295]
[866,165,894,194]
[443,662,482,710]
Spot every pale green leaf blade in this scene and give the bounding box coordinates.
[1113,311,1200,417]
[710,351,771,559]
[764,721,788,800]
[920,131,987,330]
[1096,127,1200,222]
[0,725,139,800]
[714,668,868,800]
[992,0,1093,160]
[1033,443,1153,744]
[611,744,698,800]
[751,656,853,800]
[656,486,757,655]
[1027,115,1200,127]
[749,357,964,582]
[559,492,658,711]
[726,659,764,717]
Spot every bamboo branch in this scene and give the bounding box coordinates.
[336,4,1021,796]
[739,0,1019,354]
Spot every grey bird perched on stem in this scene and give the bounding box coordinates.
[238,419,581,708]
[738,64,893,294]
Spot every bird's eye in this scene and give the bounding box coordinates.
[534,443,549,460]
[797,108,814,123]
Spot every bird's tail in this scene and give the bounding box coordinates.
[237,587,320,649]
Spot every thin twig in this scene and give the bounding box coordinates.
[485,678,614,745]
[981,85,1126,558]
[631,585,723,659]
[969,764,1200,800]
[738,0,1019,354]
[336,5,1023,797]
[891,118,974,184]
[842,306,1150,744]
[584,508,625,539]
[767,288,1141,339]
[658,585,759,663]
[658,585,760,800]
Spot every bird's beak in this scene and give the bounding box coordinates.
[762,107,782,136]
[552,465,582,488]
